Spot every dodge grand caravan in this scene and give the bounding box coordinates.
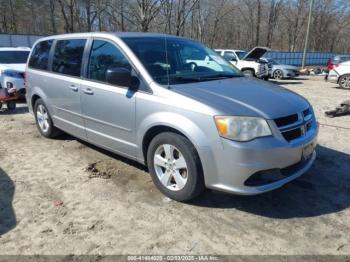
[26,33,318,201]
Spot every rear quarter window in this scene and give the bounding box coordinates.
[29,40,53,70]
[52,39,86,77]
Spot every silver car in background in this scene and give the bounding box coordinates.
[26,32,318,201]
[262,58,300,80]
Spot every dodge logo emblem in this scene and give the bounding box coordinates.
[301,125,306,136]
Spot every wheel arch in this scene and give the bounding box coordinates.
[338,73,350,83]
[137,112,212,166]
[142,125,191,164]
[31,94,41,110]
[241,67,256,76]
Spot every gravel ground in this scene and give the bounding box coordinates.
[0,76,349,255]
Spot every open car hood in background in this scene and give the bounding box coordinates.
[243,47,270,60]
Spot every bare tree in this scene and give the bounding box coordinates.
[49,0,57,34]
[1,0,350,53]
[133,0,165,32]
[266,0,284,48]
[58,0,77,33]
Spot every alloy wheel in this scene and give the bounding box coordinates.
[340,76,350,89]
[153,144,188,191]
[36,104,50,133]
[274,70,283,80]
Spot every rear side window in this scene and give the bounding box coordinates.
[28,40,52,70]
[0,51,30,64]
[87,40,131,83]
[52,39,86,77]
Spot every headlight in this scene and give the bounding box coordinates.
[214,116,272,141]
[2,69,23,78]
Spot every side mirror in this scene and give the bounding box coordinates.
[106,67,133,88]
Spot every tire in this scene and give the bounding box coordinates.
[7,101,16,111]
[0,102,2,110]
[147,132,205,202]
[339,74,350,89]
[263,75,269,81]
[34,99,62,138]
[273,69,284,80]
[242,69,255,77]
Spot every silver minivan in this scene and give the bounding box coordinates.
[26,32,318,201]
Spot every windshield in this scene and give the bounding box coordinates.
[0,51,29,64]
[235,51,247,60]
[122,37,242,85]
[267,59,280,65]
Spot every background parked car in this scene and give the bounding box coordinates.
[326,55,350,72]
[0,47,30,98]
[215,47,269,80]
[261,58,300,80]
[327,60,350,89]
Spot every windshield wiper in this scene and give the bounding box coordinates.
[171,76,203,83]
[172,74,240,82]
[199,73,241,80]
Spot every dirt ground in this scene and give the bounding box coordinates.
[0,76,349,255]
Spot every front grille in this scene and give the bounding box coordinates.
[274,114,298,127]
[274,108,313,142]
[258,64,266,75]
[244,156,312,187]
[282,128,302,141]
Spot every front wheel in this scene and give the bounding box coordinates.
[339,74,350,89]
[147,132,205,202]
[273,69,284,80]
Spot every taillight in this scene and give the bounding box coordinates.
[327,63,338,70]
[331,64,339,70]
[24,70,28,90]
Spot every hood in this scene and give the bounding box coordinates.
[0,64,26,72]
[170,77,309,119]
[243,47,269,61]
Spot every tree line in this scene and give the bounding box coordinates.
[0,0,350,53]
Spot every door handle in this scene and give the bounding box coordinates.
[83,88,94,95]
[69,85,78,92]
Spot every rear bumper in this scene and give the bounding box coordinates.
[327,75,339,83]
[327,70,339,83]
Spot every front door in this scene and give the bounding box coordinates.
[80,39,137,158]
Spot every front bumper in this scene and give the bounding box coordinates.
[286,71,299,78]
[203,121,318,195]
